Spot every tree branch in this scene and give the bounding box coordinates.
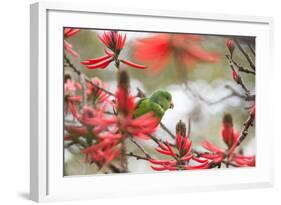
[237,114,255,147]
[226,54,255,75]
[226,58,251,95]
[246,42,255,56]
[130,137,151,158]
[184,82,249,106]
[125,152,150,161]
[229,113,255,154]
[234,39,255,70]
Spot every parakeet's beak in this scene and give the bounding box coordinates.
[170,102,174,109]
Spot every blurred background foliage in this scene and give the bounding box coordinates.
[64,29,255,175]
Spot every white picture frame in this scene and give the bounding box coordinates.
[30,2,274,202]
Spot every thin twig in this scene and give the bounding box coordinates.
[64,141,77,148]
[237,114,255,147]
[148,134,176,149]
[187,118,191,137]
[221,160,239,167]
[226,58,251,94]
[130,137,151,158]
[108,164,123,173]
[64,137,88,149]
[184,82,248,106]
[125,152,150,161]
[224,85,255,101]
[234,39,255,70]
[226,55,255,75]
[229,113,255,154]
[160,123,176,139]
[246,42,255,56]
[149,135,163,147]
[80,74,87,106]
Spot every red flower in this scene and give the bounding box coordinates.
[200,113,255,167]
[201,140,255,167]
[64,28,80,57]
[233,154,255,167]
[99,31,126,54]
[82,139,120,165]
[64,79,82,97]
[86,77,110,105]
[66,70,159,141]
[201,140,225,164]
[113,70,160,139]
[64,28,80,38]
[133,34,219,75]
[64,79,82,117]
[81,31,146,70]
[106,86,159,140]
[64,105,122,166]
[67,88,159,141]
[81,52,114,69]
[149,132,209,171]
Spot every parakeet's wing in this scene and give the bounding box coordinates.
[134,98,165,119]
[150,102,165,118]
[134,98,151,118]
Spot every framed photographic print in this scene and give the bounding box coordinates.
[30,2,274,202]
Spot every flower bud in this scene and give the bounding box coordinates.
[250,105,256,119]
[64,74,72,83]
[226,38,235,57]
[223,113,233,126]
[176,120,186,137]
[232,69,241,84]
[221,113,239,148]
[118,69,130,90]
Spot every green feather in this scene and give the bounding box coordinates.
[133,90,173,120]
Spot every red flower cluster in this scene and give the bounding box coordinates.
[73,89,159,141]
[201,141,255,167]
[64,71,159,166]
[102,75,159,140]
[200,141,225,164]
[64,28,80,57]
[200,114,255,167]
[82,139,121,166]
[64,77,110,119]
[64,103,123,166]
[81,31,146,70]
[64,79,82,100]
[64,79,82,117]
[149,122,209,171]
[133,34,219,74]
[86,77,110,105]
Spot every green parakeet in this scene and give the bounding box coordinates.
[134,90,174,120]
